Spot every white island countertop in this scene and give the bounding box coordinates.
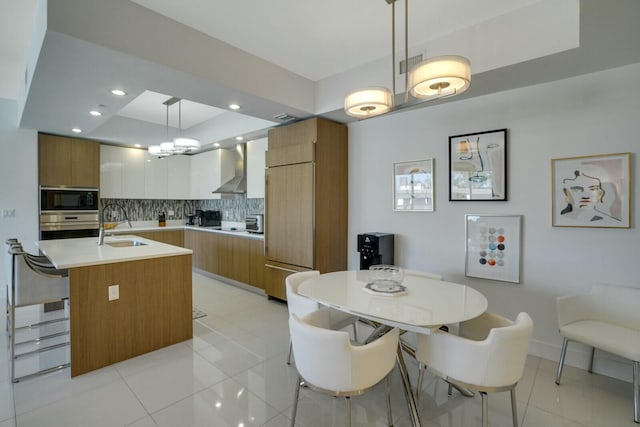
[37,235,192,269]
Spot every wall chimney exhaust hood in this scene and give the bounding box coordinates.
[211,144,247,194]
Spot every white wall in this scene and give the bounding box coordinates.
[0,98,39,285]
[347,62,640,381]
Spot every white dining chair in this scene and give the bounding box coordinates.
[285,270,359,364]
[289,309,400,427]
[415,311,533,427]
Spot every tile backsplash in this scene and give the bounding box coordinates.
[101,198,264,223]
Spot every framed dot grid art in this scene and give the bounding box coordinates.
[465,214,522,283]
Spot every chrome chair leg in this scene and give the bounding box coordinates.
[634,361,639,423]
[286,339,293,365]
[346,396,351,427]
[352,322,359,343]
[448,382,453,396]
[290,376,301,427]
[588,347,596,373]
[510,387,519,427]
[556,337,569,384]
[385,376,393,427]
[481,391,489,427]
[416,362,425,401]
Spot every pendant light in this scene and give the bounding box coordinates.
[173,99,200,151]
[344,0,471,119]
[148,99,175,157]
[409,55,471,99]
[148,97,200,156]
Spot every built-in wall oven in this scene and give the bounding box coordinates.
[39,186,100,240]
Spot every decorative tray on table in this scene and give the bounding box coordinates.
[362,265,407,296]
[363,281,407,297]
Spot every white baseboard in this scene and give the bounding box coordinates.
[529,338,633,383]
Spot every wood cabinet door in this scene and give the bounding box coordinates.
[184,230,205,269]
[268,119,317,149]
[265,162,314,269]
[39,134,72,186]
[264,262,310,301]
[72,139,100,187]
[248,239,265,290]
[39,134,100,187]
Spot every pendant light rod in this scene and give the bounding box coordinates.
[404,0,409,104]
[178,100,183,135]
[165,103,169,140]
[391,0,396,99]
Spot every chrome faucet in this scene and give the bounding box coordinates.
[98,203,132,245]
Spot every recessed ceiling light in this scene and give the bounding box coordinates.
[134,144,141,148]
[111,89,127,96]
[71,128,82,133]
[213,143,221,147]
[229,104,241,110]
[89,110,102,116]
[235,136,244,141]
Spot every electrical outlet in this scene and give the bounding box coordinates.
[168,210,174,216]
[108,285,119,301]
[2,209,15,218]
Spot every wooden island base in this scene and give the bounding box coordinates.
[69,254,192,377]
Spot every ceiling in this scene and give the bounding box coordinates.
[128,0,542,82]
[3,0,640,151]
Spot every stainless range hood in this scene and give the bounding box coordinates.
[211,143,247,194]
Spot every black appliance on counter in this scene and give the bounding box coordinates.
[39,186,100,240]
[357,232,394,270]
[199,210,222,227]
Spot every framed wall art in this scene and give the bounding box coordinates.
[449,129,507,201]
[393,159,434,211]
[551,152,631,228]
[465,214,521,283]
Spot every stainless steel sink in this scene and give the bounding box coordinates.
[105,240,147,248]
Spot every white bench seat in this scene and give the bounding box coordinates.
[560,320,640,362]
[556,284,640,423]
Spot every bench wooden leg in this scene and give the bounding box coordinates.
[556,337,569,385]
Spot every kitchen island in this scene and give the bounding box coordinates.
[38,235,193,377]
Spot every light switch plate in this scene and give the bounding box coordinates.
[108,285,119,301]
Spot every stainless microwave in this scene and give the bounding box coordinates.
[40,186,99,212]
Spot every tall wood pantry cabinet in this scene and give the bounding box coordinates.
[264,117,348,300]
[38,133,100,187]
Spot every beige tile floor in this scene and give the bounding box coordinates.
[1,272,638,426]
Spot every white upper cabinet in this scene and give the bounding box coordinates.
[144,153,168,199]
[100,144,264,200]
[167,155,190,199]
[100,145,123,199]
[190,150,221,200]
[247,138,267,198]
[101,145,145,199]
[121,147,145,199]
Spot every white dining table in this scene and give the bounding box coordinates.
[298,270,488,427]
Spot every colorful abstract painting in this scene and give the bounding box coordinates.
[465,214,521,283]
